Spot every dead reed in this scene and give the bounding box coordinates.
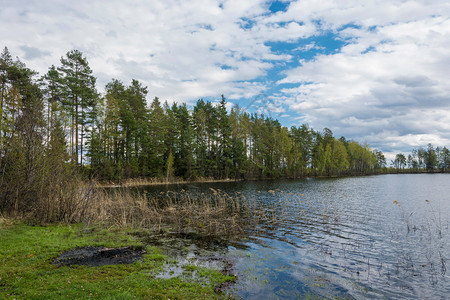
[84,187,250,237]
[98,177,237,188]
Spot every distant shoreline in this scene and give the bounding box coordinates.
[95,170,450,188]
[97,177,243,188]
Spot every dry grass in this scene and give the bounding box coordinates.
[2,176,304,239]
[97,177,239,188]
[84,187,249,237]
[0,215,16,229]
[1,174,266,237]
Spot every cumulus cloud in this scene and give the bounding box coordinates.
[277,1,450,153]
[2,0,277,99]
[1,0,449,155]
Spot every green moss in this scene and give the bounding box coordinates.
[0,222,233,299]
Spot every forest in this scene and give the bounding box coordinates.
[391,144,450,172]
[2,46,450,219]
[0,47,385,181]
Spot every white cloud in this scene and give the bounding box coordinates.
[2,0,281,101]
[1,0,450,154]
[293,42,325,52]
[278,2,450,153]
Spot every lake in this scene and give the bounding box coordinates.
[141,174,450,299]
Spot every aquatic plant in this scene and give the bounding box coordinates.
[393,200,415,233]
[391,199,448,284]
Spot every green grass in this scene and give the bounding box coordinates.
[0,221,235,299]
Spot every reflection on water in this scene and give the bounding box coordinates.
[141,174,450,299]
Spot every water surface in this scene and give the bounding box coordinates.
[142,174,450,299]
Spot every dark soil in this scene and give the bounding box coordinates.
[53,246,146,267]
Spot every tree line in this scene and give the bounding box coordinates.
[392,144,450,172]
[0,47,387,189]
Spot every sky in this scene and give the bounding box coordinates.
[1,0,450,160]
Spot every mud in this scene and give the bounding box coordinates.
[53,246,146,267]
[52,234,237,294]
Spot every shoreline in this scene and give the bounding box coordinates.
[97,177,243,188]
[0,222,235,299]
[95,169,450,188]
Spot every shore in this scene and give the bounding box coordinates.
[0,219,235,299]
[97,177,242,188]
[96,169,450,188]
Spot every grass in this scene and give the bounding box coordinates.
[0,221,235,299]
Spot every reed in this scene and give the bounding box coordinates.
[392,199,448,279]
[97,177,237,188]
[84,187,251,237]
[393,200,414,233]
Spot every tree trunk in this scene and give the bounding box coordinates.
[80,104,83,165]
[75,94,79,165]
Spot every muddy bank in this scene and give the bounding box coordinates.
[52,234,238,294]
[53,246,146,267]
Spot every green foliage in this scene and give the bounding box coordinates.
[1,46,395,196]
[393,153,407,170]
[393,143,450,172]
[58,49,99,165]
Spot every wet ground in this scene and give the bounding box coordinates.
[53,246,146,267]
[146,232,239,290]
[52,235,238,295]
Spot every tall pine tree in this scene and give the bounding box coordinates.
[58,49,98,165]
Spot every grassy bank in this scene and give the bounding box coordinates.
[0,219,234,299]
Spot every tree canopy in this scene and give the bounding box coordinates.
[0,47,398,184]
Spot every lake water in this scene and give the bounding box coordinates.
[142,174,450,299]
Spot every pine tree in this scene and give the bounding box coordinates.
[148,97,167,177]
[173,103,194,179]
[217,95,232,178]
[229,105,248,179]
[58,49,98,165]
[101,79,125,178]
[126,79,148,175]
[40,65,65,143]
[193,99,208,178]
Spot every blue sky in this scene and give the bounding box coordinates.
[1,0,450,160]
